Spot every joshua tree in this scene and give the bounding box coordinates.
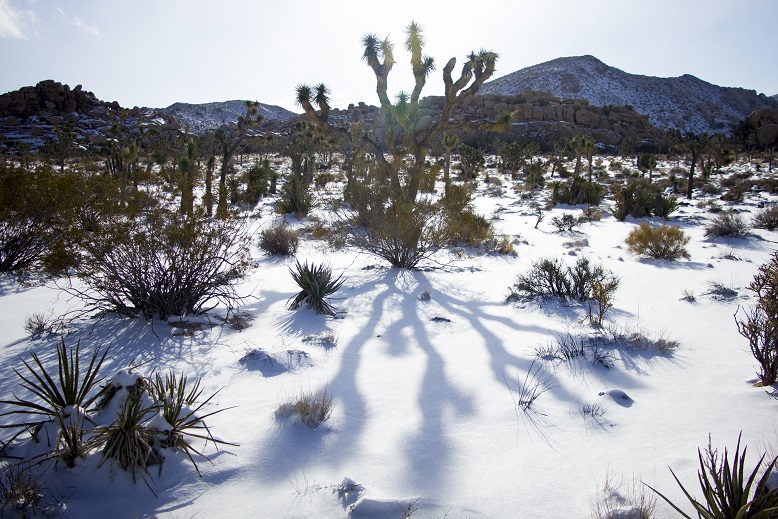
[638,153,657,183]
[684,133,708,200]
[441,133,459,196]
[214,101,262,218]
[295,21,509,208]
[178,138,197,216]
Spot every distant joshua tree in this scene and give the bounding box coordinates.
[214,101,262,218]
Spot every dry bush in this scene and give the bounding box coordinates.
[0,463,65,518]
[736,251,778,385]
[625,222,690,260]
[705,210,750,238]
[443,209,494,247]
[23,312,60,338]
[508,257,620,305]
[276,387,333,430]
[591,473,655,519]
[752,206,778,230]
[258,222,300,256]
[68,208,251,320]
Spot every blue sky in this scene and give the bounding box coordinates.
[1,0,776,111]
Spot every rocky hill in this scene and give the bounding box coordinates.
[160,100,296,135]
[481,55,777,135]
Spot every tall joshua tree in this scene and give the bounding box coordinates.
[215,101,262,218]
[295,21,509,207]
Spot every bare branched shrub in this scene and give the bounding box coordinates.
[705,210,750,238]
[508,257,620,308]
[752,206,778,231]
[625,222,690,260]
[551,213,581,232]
[736,251,778,385]
[276,387,333,430]
[67,208,251,320]
[0,463,65,518]
[258,222,300,256]
[23,312,60,338]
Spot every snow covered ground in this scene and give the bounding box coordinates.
[1,156,776,518]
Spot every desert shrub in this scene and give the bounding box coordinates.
[23,312,60,338]
[288,261,344,316]
[241,160,271,206]
[0,463,65,517]
[580,206,603,223]
[625,222,690,260]
[0,163,80,274]
[613,178,664,221]
[343,201,443,269]
[551,176,604,206]
[258,222,300,256]
[277,174,314,216]
[736,251,778,385]
[551,213,580,232]
[705,211,750,238]
[508,257,619,307]
[275,387,333,430]
[443,209,494,247]
[752,206,778,230]
[648,434,778,519]
[68,208,251,320]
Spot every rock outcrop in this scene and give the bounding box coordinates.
[481,55,778,136]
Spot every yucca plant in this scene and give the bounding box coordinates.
[150,370,236,476]
[93,393,162,494]
[288,260,345,316]
[647,434,778,518]
[0,338,109,426]
[53,408,88,468]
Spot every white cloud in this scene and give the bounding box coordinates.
[57,7,104,37]
[0,0,28,38]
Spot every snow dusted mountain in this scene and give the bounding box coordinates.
[161,100,297,134]
[481,55,777,135]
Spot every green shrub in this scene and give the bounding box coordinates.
[277,174,314,217]
[625,222,690,260]
[443,209,494,247]
[613,178,662,221]
[288,261,345,316]
[705,211,750,238]
[258,222,300,256]
[551,176,605,206]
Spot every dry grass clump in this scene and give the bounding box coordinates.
[258,222,300,256]
[625,222,690,260]
[276,387,333,430]
[591,473,655,519]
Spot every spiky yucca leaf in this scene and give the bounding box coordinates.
[647,434,778,519]
[150,370,236,476]
[288,261,344,317]
[93,393,161,495]
[0,338,109,424]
